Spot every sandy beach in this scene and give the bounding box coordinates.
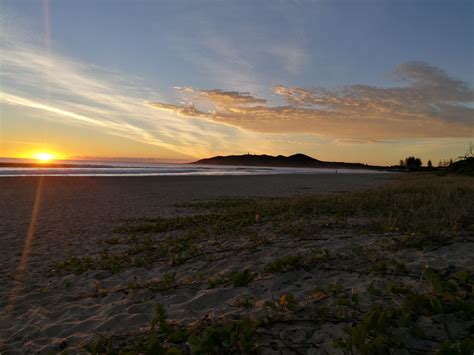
[0,173,472,354]
[0,174,388,273]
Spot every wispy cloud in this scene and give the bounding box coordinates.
[0,18,259,158]
[148,62,474,140]
[267,44,307,75]
[174,87,267,108]
[167,16,308,94]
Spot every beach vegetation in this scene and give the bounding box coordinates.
[124,273,179,298]
[109,175,474,253]
[145,273,177,293]
[54,255,95,275]
[189,175,471,237]
[308,249,331,263]
[436,338,474,355]
[278,293,298,311]
[85,303,258,354]
[263,293,299,313]
[334,265,474,354]
[229,268,256,287]
[56,175,474,354]
[188,318,258,353]
[264,255,303,273]
[231,294,255,309]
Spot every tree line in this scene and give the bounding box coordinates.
[398,143,473,172]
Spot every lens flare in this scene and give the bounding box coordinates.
[5,177,44,316]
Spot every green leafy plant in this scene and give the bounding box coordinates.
[189,319,258,354]
[264,255,303,273]
[229,269,256,287]
[334,307,398,354]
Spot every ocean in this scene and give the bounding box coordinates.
[0,159,388,177]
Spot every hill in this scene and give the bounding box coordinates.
[192,153,387,170]
[449,157,474,176]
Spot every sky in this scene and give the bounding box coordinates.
[0,0,473,165]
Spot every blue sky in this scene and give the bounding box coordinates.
[0,0,472,164]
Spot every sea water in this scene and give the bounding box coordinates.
[0,159,389,177]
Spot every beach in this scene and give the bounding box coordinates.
[0,174,389,269]
[0,173,472,353]
[2,0,472,353]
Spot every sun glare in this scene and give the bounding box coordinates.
[33,152,55,162]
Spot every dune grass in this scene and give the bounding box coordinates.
[120,174,474,238]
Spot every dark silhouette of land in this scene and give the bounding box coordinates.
[449,157,474,176]
[192,153,388,170]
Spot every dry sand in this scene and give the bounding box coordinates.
[0,174,388,279]
[0,174,472,354]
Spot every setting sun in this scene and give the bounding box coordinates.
[33,152,55,162]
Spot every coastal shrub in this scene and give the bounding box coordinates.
[308,249,331,263]
[85,311,258,354]
[334,265,474,354]
[229,269,256,287]
[333,307,397,354]
[188,319,258,354]
[84,336,114,354]
[278,293,298,311]
[264,255,303,273]
[232,294,255,309]
[161,234,199,265]
[151,304,171,333]
[436,338,474,355]
[54,256,95,275]
[144,273,177,293]
[208,273,226,289]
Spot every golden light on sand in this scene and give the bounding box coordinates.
[33,152,55,162]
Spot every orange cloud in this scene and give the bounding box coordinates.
[176,87,267,108]
[148,62,473,140]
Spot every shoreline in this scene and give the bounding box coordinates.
[0,167,393,178]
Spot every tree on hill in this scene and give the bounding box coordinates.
[427,160,433,169]
[438,159,453,167]
[403,156,422,171]
[458,142,473,160]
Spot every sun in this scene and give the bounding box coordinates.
[33,152,55,163]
